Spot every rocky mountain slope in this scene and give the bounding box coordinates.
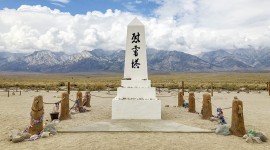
[0,48,269,73]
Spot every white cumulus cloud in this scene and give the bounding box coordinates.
[0,5,135,53]
[0,0,270,54]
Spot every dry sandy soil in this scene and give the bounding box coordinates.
[0,90,269,150]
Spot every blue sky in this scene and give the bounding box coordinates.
[0,0,270,54]
[0,0,159,15]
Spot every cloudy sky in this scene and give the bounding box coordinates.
[0,0,270,54]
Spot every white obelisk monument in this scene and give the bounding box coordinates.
[112,18,161,119]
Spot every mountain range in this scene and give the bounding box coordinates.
[0,48,269,73]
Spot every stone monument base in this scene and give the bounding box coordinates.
[112,99,161,119]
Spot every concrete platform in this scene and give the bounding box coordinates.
[58,120,213,133]
[112,100,161,119]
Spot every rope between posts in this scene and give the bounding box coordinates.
[204,98,231,122]
[186,95,232,115]
[190,94,231,110]
[69,99,76,102]
[70,99,79,110]
[185,95,230,124]
[91,94,176,98]
[194,97,202,104]
[157,95,173,97]
[208,100,218,109]
[207,99,232,110]
[43,97,64,104]
[222,107,232,110]
[91,94,115,98]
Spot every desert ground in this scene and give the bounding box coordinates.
[0,72,269,91]
[0,89,269,150]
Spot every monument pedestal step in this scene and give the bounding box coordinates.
[116,87,156,99]
[112,99,161,119]
[121,79,151,88]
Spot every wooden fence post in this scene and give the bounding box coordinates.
[20,91,21,96]
[178,91,184,107]
[230,97,246,137]
[67,82,70,95]
[211,82,213,96]
[188,92,196,113]
[269,81,270,96]
[29,95,44,135]
[59,92,71,120]
[8,90,9,97]
[77,91,83,107]
[202,93,212,119]
[84,91,91,107]
[182,81,184,96]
